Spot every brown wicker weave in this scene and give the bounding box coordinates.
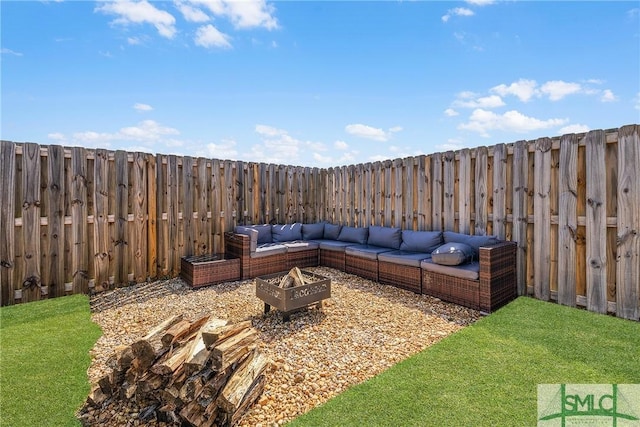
[378,261,421,294]
[180,254,240,288]
[345,254,379,282]
[319,249,346,270]
[286,249,320,270]
[224,232,286,279]
[422,241,516,312]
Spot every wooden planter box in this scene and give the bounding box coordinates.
[255,270,331,320]
[181,254,240,288]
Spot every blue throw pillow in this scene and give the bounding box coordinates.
[443,231,499,256]
[323,223,342,240]
[367,226,402,249]
[302,222,325,240]
[400,230,443,253]
[337,226,369,245]
[432,242,475,266]
[252,224,273,244]
[272,223,303,242]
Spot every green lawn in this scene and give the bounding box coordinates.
[0,295,102,427]
[289,297,640,427]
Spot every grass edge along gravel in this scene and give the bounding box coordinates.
[288,296,640,427]
[0,294,102,427]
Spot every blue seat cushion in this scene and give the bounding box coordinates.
[337,226,369,245]
[345,244,394,260]
[400,230,443,253]
[421,259,480,281]
[272,223,303,242]
[378,250,432,267]
[316,240,354,252]
[367,226,402,249]
[251,243,287,258]
[283,241,319,253]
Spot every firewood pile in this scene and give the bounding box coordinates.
[81,314,271,426]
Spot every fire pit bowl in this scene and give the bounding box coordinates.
[255,270,331,321]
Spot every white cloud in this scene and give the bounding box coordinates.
[559,124,590,134]
[127,36,142,45]
[437,138,467,152]
[175,1,210,23]
[133,102,153,111]
[345,123,401,142]
[47,132,66,141]
[458,109,567,137]
[192,0,278,30]
[491,79,539,102]
[334,140,349,150]
[195,24,232,49]
[118,120,180,140]
[600,89,616,102]
[442,7,474,22]
[313,151,356,166]
[1,48,23,56]
[96,0,177,38]
[540,80,582,101]
[255,124,286,137]
[252,124,325,165]
[444,108,459,117]
[453,94,505,109]
[200,139,238,160]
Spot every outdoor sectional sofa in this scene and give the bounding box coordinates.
[224,222,516,313]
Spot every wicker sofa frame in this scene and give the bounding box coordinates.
[224,229,516,313]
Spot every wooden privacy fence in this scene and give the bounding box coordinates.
[1,124,638,320]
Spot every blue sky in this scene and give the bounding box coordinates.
[2,1,639,167]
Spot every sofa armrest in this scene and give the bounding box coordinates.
[478,241,517,311]
[225,232,251,258]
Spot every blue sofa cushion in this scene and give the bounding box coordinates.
[338,226,369,245]
[400,230,443,253]
[378,250,432,267]
[432,242,475,266]
[443,231,499,257]
[272,223,302,242]
[302,222,326,240]
[251,243,287,258]
[284,241,320,253]
[421,259,480,281]
[324,223,342,240]
[345,244,394,260]
[367,226,402,249]
[317,240,353,252]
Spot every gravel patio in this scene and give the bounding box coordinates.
[84,267,481,426]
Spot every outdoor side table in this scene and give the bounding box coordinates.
[180,253,240,288]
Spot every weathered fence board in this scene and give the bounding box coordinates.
[615,125,639,320]
[147,154,157,278]
[71,147,88,294]
[534,138,552,301]
[1,142,16,305]
[443,152,455,232]
[432,153,442,231]
[512,141,528,296]
[458,149,471,234]
[585,130,608,314]
[557,134,578,306]
[21,143,41,303]
[93,149,110,292]
[492,144,507,240]
[474,147,488,236]
[47,145,65,298]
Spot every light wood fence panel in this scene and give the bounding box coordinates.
[0,126,638,320]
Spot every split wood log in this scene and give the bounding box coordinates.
[217,348,270,425]
[151,341,192,376]
[202,319,248,348]
[163,314,212,347]
[211,327,258,370]
[131,314,183,371]
[278,267,307,288]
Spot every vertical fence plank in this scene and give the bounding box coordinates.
[132,153,147,282]
[616,125,639,319]
[168,155,180,276]
[1,142,16,305]
[404,157,414,230]
[156,155,168,276]
[393,159,403,228]
[492,144,507,240]
[181,156,194,257]
[474,147,488,235]
[71,147,88,294]
[557,134,578,306]
[534,138,552,301]
[21,143,41,302]
[93,149,110,292]
[432,153,442,231]
[372,162,381,225]
[147,154,157,278]
[458,149,471,234]
[211,159,222,253]
[364,163,372,226]
[223,161,235,231]
[47,145,65,297]
[443,151,455,231]
[196,158,209,254]
[114,151,129,284]
[585,130,607,314]
[512,140,529,296]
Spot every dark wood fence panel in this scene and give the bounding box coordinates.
[1,125,638,320]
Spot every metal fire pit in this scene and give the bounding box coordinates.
[255,270,331,321]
